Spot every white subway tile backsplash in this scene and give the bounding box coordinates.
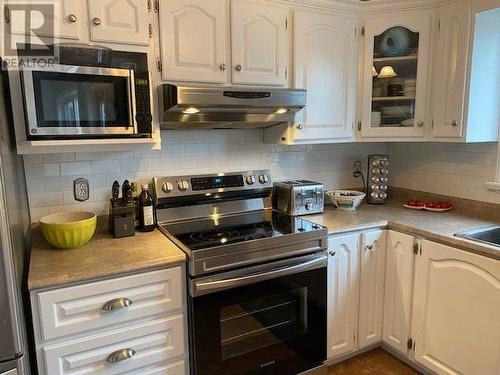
[387,142,499,204]
[76,152,106,161]
[43,153,76,162]
[45,176,76,192]
[184,143,209,155]
[22,130,499,222]
[43,163,60,177]
[29,192,63,208]
[105,151,135,160]
[119,159,149,173]
[23,154,43,163]
[60,161,92,176]
[30,207,49,222]
[24,163,45,178]
[91,160,121,174]
[148,157,174,171]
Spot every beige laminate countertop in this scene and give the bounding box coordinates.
[28,202,500,291]
[28,229,186,291]
[307,202,500,260]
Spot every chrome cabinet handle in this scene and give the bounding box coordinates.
[451,120,459,127]
[219,63,227,71]
[329,250,336,256]
[102,297,133,312]
[235,64,242,72]
[68,14,77,23]
[367,244,374,251]
[417,121,424,127]
[92,17,101,25]
[296,124,304,130]
[107,348,136,363]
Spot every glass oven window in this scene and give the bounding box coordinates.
[32,72,130,128]
[220,287,307,360]
[191,267,326,375]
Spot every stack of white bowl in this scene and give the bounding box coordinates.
[404,79,417,97]
[371,111,381,127]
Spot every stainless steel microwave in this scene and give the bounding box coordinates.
[20,64,152,138]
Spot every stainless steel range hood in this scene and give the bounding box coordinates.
[159,84,306,129]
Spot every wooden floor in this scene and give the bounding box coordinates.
[328,348,421,375]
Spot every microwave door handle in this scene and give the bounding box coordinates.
[192,254,326,297]
[128,70,137,132]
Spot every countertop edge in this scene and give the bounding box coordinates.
[28,254,187,292]
[323,218,500,261]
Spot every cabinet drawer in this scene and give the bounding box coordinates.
[43,315,185,375]
[36,268,183,341]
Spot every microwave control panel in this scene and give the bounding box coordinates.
[134,71,153,134]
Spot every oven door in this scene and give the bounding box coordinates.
[21,64,136,137]
[189,253,327,375]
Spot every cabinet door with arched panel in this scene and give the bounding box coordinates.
[358,230,387,349]
[327,233,360,359]
[413,241,500,375]
[231,0,289,86]
[292,11,357,142]
[382,230,415,354]
[360,11,432,140]
[159,0,229,84]
[88,0,150,46]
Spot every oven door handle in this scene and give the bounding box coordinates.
[191,254,326,297]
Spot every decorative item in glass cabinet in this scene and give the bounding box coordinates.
[378,27,411,57]
[378,65,397,79]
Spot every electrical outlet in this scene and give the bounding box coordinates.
[74,178,90,202]
[353,160,362,177]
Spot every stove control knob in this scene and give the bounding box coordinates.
[178,180,189,191]
[305,202,313,211]
[258,174,269,184]
[246,175,256,185]
[162,182,173,193]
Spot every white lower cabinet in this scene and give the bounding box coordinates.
[43,315,185,375]
[327,230,386,359]
[358,230,386,349]
[327,233,360,358]
[412,240,500,375]
[327,228,500,375]
[382,230,416,355]
[31,266,188,375]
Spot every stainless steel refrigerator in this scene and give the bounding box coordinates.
[0,64,31,375]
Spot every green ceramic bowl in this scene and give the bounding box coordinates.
[40,212,97,249]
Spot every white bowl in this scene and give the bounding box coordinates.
[326,190,366,211]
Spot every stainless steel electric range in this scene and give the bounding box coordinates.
[153,170,328,375]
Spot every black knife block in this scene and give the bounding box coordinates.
[108,199,136,238]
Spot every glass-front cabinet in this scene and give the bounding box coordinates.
[360,12,432,139]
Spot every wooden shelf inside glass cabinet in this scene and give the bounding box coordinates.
[372,96,415,101]
[373,54,418,63]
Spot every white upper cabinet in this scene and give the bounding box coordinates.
[413,241,500,375]
[7,0,83,40]
[87,0,150,46]
[358,230,386,349]
[360,10,432,140]
[327,234,360,359]
[383,230,415,355]
[230,0,289,86]
[431,0,471,139]
[460,4,500,143]
[159,0,229,83]
[292,11,357,142]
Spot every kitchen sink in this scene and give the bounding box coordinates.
[455,226,500,247]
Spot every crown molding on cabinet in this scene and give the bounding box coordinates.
[272,0,453,13]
